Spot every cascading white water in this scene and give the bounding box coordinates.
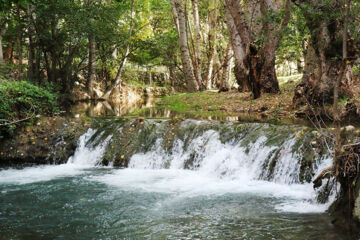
[0,119,338,213]
[129,128,324,184]
[67,128,112,166]
[0,128,112,185]
[118,125,337,213]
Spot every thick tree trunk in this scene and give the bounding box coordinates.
[225,7,250,92]
[224,0,250,54]
[87,36,96,98]
[173,0,199,92]
[225,0,290,98]
[191,0,203,88]
[293,22,353,107]
[249,44,280,99]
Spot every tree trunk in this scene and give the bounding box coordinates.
[102,0,135,99]
[172,0,199,92]
[191,0,203,88]
[169,65,176,87]
[296,59,303,73]
[16,5,23,80]
[293,20,353,107]
[204,0,217,90]
[170,0,180,34]
[49,17,57,82]
[27,5,35,81]
[249,44,280,99]
[35,49,41,83]
[225,0,290,98]
[220,44,232,91]
[225,7,250,92]
[17,27,23,80]
[0,23,7,65]
[87,36,96,98]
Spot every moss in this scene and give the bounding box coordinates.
[260,148,281,180]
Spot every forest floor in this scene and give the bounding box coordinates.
[156,74,360,125]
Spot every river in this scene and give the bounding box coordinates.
[0,113,356,239]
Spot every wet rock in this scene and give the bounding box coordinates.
[0,117,88,166]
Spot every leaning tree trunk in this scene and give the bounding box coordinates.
[102,0,135,99]
[173,0,199,92]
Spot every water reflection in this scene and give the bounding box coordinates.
[67,97,308,124]
[67,97,160,118]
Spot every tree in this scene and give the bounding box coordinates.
[0,23,7,65]
[224,0,291,98]
[204,0,218,90]
[292,0,357,107]
[190,0,203,88]
[171,0,199,92]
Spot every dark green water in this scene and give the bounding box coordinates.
[0,167,354,240]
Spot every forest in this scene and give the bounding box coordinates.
[1,0,360,239]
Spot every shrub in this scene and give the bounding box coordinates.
[0,81,58,138]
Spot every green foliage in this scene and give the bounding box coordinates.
[0,81,58,137]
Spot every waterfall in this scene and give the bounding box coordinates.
[68,119,334,213]
[128,121,331,185]
[0,119,338,212]
[67,128,112,166]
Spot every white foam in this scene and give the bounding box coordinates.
[0,128,112,185]
[67,128,112,166]
[92,168,324,213]
[115,128,336,213]
[0,164,83,185]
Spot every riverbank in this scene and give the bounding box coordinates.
[156,75,360,125]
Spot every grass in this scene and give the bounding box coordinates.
[156,92,228,118]
[156,75,303,122]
